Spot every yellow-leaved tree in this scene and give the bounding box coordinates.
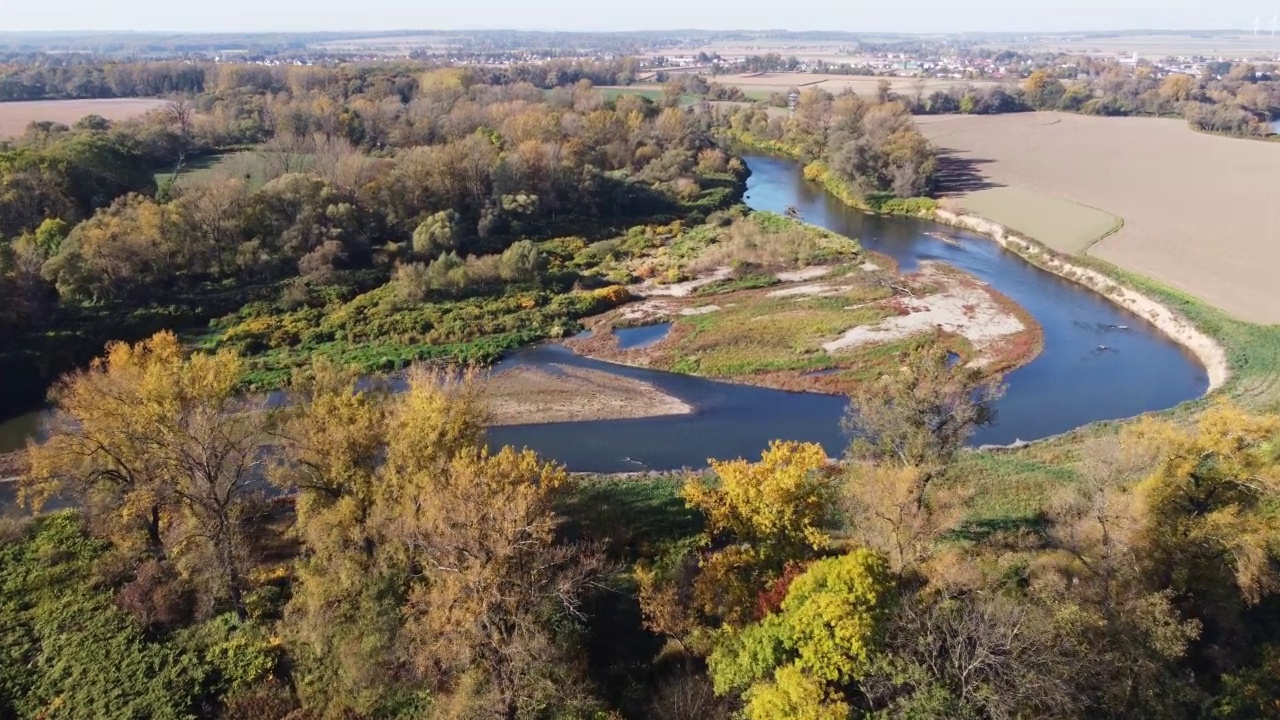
[23,330,273,617]
[708,549,893,720]
[274,365,605,717]
[269,359,396,714]
[681,441,839,626]
[1129,402,1280,634]
[1132,403,1280,604]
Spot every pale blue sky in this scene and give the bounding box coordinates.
[0,0,1271,34]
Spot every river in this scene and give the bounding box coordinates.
[0,154,1209,474]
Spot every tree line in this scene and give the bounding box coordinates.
[720,88,938,200]
[0,57,647,103]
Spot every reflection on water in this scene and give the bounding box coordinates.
[0,155,1210,474]
[0,411,44,458]
[615,323,672,350]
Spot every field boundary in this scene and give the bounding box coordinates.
[934,208,1229,392]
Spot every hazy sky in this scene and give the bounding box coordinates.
[1,0,1274,34]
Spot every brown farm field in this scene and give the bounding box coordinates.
[917,112,1280,324]
[0,98,167,138]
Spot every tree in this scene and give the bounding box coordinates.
[679,441,839,627]
[1126,402,1280,663]
[389,446,607,717]
[22,332,274,618]
[708,549,893,720]
[1160,74,1197,103]
[42,193,178,303]
[1023,70,1066,109]
[271,361,408,715]
[498,238,545,284]
[841,461,966,574]
[173,172,249,278]
[411,208,462,260]
[844,347,1004,512]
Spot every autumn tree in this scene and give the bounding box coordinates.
[22,331,273,617]
[389,446,606,717]
[172,171,249,277]
[678,441,838,627]
[277,366,605,717]
[1160,73,1197,103]
[708,549,894,720]
[1125,402,1280,665]
[844,347,1004,513]
[42,193,179,302]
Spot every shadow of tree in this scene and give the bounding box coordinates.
[932,150,1004,195]
[945,512,1047,544]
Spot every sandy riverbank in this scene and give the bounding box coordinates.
[485,364,692,425]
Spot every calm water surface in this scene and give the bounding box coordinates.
[1,155,1209,473]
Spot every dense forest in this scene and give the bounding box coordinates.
[3,59,1280,720]
[0,67,730,412]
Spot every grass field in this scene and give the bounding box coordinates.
[951,187,1122,255]
[917,112,1280,324]
[597,87,701,106]
[0,98,167,138]
[156,149,306,191]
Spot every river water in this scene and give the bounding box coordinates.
[491,154,1208,471]
[0,154,1209,474]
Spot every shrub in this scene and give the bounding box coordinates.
[498,240,546,284]
[297,240,347,282]
[116,560,197,632]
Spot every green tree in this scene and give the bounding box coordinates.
[708,549,893,719]
[498,238,546,284]
[411,208,462,260]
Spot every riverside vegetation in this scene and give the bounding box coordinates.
[9,331,1280,720]
[5,59,1280,720]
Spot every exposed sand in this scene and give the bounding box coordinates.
[634,266,732,297]
[917,112,1280,324]
[0,98,168,138]
[822,262,1027,366]
[485,365,691,425]
[776,266,833,282]
[767,282,842,298]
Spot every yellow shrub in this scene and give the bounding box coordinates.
[593,285,632,305]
